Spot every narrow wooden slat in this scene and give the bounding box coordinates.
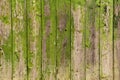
[100,0,113,80]
[11,0,28,79]
[41,0,54,79]
[26,0,42,79]
[114,0,120,80]
[49,0,58,79]
[56,0,71,80]
[71,0,86,80]
[0,0,12,79]
[85,0,99,80]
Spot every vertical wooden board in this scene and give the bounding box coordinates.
[85,0,100,80]
[26,0,42,80]
[0,0,12,79]
[11,0,28,79]
[114,0,120,80]
[41,0,54,79]
[42,0,50,79]
[56,0,71,80]
[71,0,86,80]
[49,0,58,79]
[40,0,58,79]
[100,0,113,80]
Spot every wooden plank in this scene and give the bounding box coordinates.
[114,0,120,80]
[49,0,57,79]
[26,0,42,80]
[41,0,50,79]
[71,0,86,80]
[0,0,12,79]
[56,0,71,80]
[85,0,100,80]
[11,0,28,79]
[41,0,56,79]
[100,0,113,80]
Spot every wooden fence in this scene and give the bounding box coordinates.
[0,0,120,80]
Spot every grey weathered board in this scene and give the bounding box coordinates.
[0,0,119,80]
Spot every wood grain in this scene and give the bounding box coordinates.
[0,0,12,79]
[0,0,118,79]
[100,0,113,80]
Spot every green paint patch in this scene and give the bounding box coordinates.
[0,16,9,24]
[72,0,85,9]
[2,34,12,61]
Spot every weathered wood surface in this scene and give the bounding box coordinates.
[0,0,119,80]
[12,0,27,79]
[114,0,120,80]
[100,0,113,80]
[85,0,99,80]
[0,0,12,79]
